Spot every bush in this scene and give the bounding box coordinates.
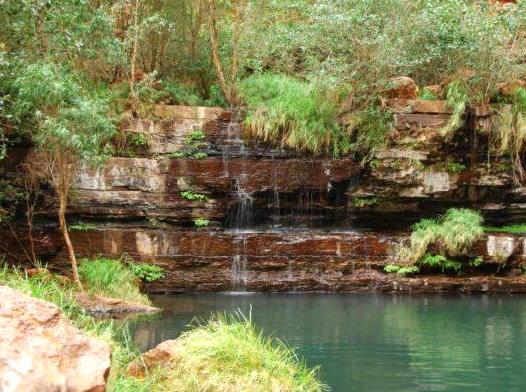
[128,263,165,283]
[152,313,326,392]
[78,258,150,305]
[239,73,348,156]
[398,208,484,263]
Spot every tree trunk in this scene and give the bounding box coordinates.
[58,195,82,289]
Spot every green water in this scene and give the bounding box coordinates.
[129,294,526,392]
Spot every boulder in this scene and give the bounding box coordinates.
[127,339,182,378]
[0,285,111,392]
[383,77,419,99]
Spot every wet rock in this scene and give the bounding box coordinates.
[76,293,160,318]
[0,285,111,392]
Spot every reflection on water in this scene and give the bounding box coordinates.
[127,294,526,392]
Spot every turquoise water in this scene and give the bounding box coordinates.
[129,294,526,392]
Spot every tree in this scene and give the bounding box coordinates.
[13,62,115,287]
[206,0,246,106]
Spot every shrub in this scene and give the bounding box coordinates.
[128,263,164,283]
[420,254,462,274]
[398,208,484,263]
[153,313,326,392]
[194,218,210,228]
[180,191,208,202]
[78,258,150,305]
[239,73,347,156]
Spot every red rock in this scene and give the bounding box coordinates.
[127,339,182,378]
[383,77,419,99]
[0,285,111,392]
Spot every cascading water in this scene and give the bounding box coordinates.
[231,235,249,291]
[223,111,252,291]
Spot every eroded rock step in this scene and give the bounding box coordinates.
[4,226,526,293]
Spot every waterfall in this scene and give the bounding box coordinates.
[231,235,249,292]
[223,111,252,291]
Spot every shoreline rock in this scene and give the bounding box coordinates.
[0,285,111,392]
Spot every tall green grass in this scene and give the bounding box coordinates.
[397,208,484,263]
[145,313,326,392]
[78,257,150,305]
[239,73,348,156]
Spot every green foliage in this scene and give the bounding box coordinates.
[192,152,208,160]
[420,88,438,101]
[491,87,526,181]
[12,61,115,165]
[187,130,206,142]
[485,224,526,234]
[69,222,97,232]
[239,73,347,156]
[181,191,208,202]
[78,258,150,305]
[398,208,484,263]
[128,263,165,283]
[194,218,210,228]
[446,162,466,173]
[420,254,463,274]
[151,313,326,392]
[346,106,393,157]
[441,81,469,136]
[351,197,379,208]
[469,256,484,268]
[384,264,420,276]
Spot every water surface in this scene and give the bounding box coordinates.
[129,294,526,392]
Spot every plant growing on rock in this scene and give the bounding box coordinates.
[397,208,484,264]
[181,191,208,202]
[194,218,210,227]
[13,62,115,288]
[128,263,165,283]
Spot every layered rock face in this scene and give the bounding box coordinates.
[3,102,526,292]
[0,285,111,392]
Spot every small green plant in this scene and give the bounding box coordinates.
[181,191,208,202]
[129,263,165,283]
[351,197,379,208]
[446,162,466,173]
[69,222,97,232]
[193,152,208,160]
[194,218,210,228]
[384,264,420,276]
[128,132,149,148]
[469,256,484,268]
[420,88,437,101]
[167,151,186,159]
[420,254,462,274]
[187,130,206,142]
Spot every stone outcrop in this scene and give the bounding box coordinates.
[3,102,526,293]
[0,285,111,392]
[127,339,181,378]
[3,226,526,292]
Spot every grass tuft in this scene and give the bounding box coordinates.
[78,257,150,305]
[150,312,327,392]
[239,73,347,156]
[398,208,483,263]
